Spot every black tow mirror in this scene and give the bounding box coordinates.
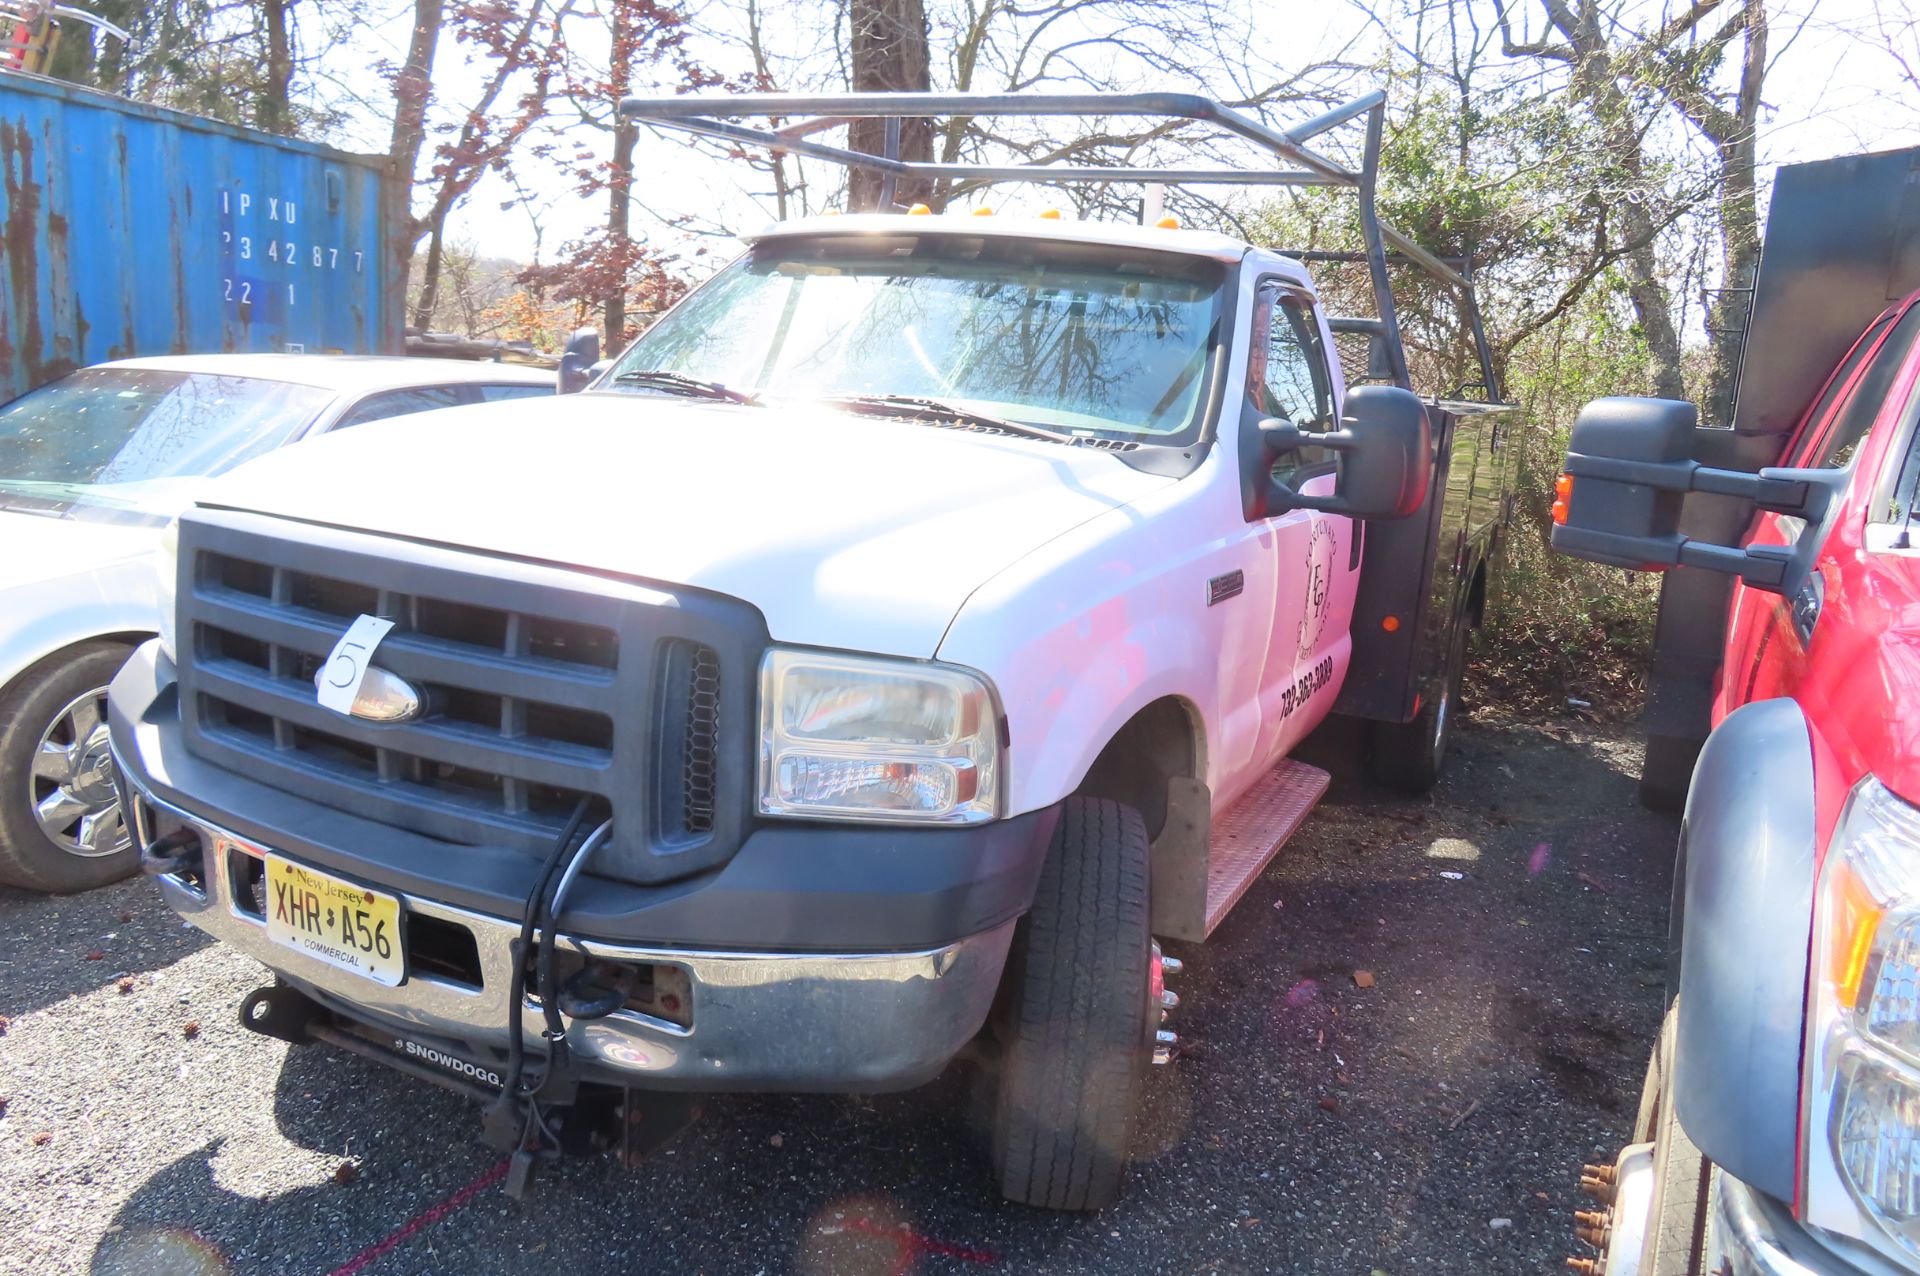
[1260,385,1432,520]
[1550,396,1850,593]
[557,327,601,395]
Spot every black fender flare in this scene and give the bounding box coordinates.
[1672,697,1817,1204]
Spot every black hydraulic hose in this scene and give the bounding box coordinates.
[532,820,612,1090]
[495,797,592,1109]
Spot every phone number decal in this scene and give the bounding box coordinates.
[1280,656,1335,719]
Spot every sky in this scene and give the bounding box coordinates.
[314,0,1920,277]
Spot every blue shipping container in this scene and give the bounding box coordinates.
[0,71,398,402]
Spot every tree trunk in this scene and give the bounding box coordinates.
[385,0,444,297]
[1700,0,1767,426]
[848,0,932,210]
[412,222,446,330]
[605,117,638,345]
[258,0,296,136]
[1578,56,1687,401]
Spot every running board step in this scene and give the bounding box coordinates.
[1150,759,1330,943]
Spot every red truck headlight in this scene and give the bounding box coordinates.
[1805,776,1920,1260]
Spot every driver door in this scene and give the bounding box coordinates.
[1213,283,1354,803]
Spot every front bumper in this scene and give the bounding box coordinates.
[111,643,1042,1092]
[122,773,1015,1091]
[1713,1174,1913,1276]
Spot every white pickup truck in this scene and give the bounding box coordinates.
[108,91,1518,1209]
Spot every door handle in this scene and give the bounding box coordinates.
[1791,575,1823,644]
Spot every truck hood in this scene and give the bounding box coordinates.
[197,394,1175,655]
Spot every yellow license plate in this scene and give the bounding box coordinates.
[264,857,404,987]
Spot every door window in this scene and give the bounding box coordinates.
[1250,291,1335,480]
[1807,303,1920,469]
[333,385,467,429]
[476,383,551,404]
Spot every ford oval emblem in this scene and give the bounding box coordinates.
[314,665,424,723]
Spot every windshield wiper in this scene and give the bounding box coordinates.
[819,394,1076,445]
[609,370,759,404]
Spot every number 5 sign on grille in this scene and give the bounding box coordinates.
[265,857,404,986]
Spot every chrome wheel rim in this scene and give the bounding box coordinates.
[29,687,129,858]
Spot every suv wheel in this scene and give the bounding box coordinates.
[0,641,140,893]
[989,796,1153,1210]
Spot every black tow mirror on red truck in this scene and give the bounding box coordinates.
[1550,395,1850,595]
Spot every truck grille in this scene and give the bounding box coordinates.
[174,512,764,885]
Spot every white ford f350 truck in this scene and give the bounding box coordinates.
[108,91,1519,1209]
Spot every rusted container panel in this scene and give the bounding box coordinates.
[0,71,398,403]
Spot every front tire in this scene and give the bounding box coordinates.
[990,797,1153,1210]
[1636,1005,1712,1275]
[0,641,140,893]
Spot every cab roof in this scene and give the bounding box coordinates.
[745,212,1255,264]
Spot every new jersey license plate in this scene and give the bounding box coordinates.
[264,857,404,986]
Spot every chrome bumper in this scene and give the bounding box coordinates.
[123,768,1015,1092]
[1714,1174,1912,1276]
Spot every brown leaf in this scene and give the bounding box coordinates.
[182,1020,201,1040]
[1353,970,1376,988]
[118,911,133,924]
[1318,1096,1340,1114]
[30,1131,50,1146]
[332,1161,358,1186]
[117,978,134,995]
[85,950,105,962]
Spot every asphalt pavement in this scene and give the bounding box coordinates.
[0,711,1677,1275]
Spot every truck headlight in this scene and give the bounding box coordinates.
[1806,777,1920,1258]
[155,518,180,662]
[757,649,1000,823]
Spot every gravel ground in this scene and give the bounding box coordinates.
[0,711,1676,1275]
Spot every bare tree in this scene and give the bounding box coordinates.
[1491,0,1734,401]
[847,0,934,208]
[257,0,297,134]
[408,0,575,328]
[384,0,445,301]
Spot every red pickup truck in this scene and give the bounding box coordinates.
[1551,213,1920,1271]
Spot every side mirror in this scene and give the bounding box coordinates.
[1550,396,1849,593]
[557,327,601,395]
[1260,385,1432,520]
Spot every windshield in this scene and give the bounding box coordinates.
[602,234,1227,443]
[0,368,332,514]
